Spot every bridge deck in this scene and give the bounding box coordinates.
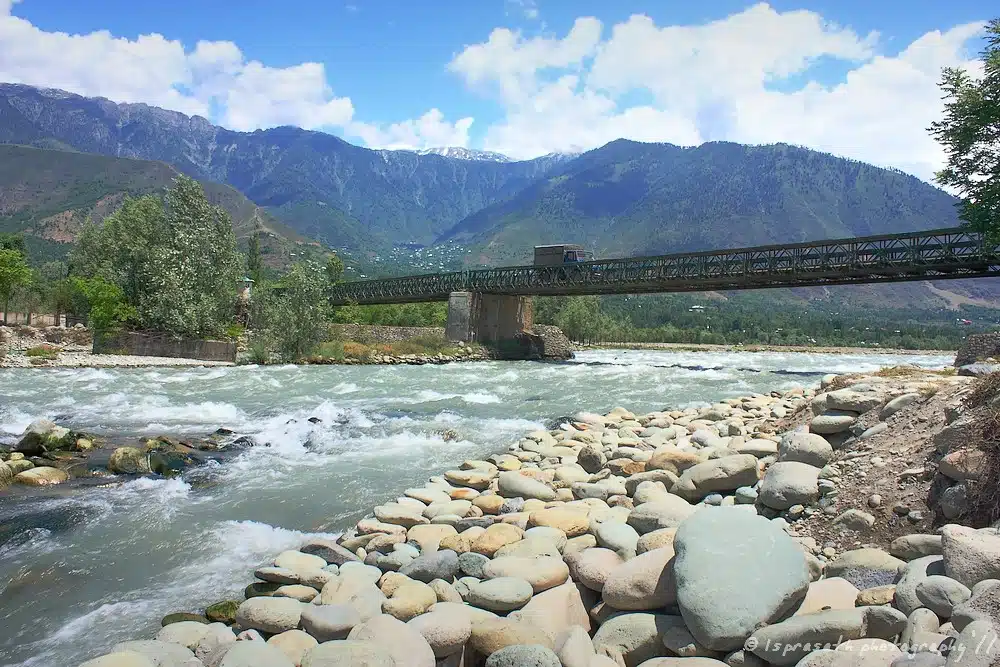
[329,228,1000,306]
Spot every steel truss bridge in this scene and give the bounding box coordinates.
[329,228,1000,306]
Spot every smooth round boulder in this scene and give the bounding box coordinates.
[13,466,70,485]
[346,614,435,667]
[566,547,624,592]
[407,610,472,657]
[155,620,211,650]
[758,462,820,510]
[110,641,196,666]
[527,507,590,537]
[597,521,641,554]
[941,524,1000,588]
[234,597,304,635]
[914,575,971,617]
[777,431,834,468]
[299,640,395,667]
[592,612,684,667]
[627,498,696,534]
[498,471,556,501]
[673,507,810,652]
[219,641,296,667]
[483,556,569,593]
[602,546,677,611]
[469,618,554,656]
[485,644,561,667]
[472,523,524,557]
[79,653,155,667]
[399,550,459,583]
[299,603,361,641]
[267,629,318,665]
[467,577,534,612]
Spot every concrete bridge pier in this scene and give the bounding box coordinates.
[445,291,533,343]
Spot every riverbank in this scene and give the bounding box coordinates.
[584,341,957,356]
[67,362,1000,667]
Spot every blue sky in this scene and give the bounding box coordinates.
[0,0,993,179]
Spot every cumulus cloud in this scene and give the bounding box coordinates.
[347,110,475,151]
[450,2,984,180]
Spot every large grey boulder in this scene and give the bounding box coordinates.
[950,580,1000,632]
[591,612,684,667]
[945,620,1000,667]
[746,606,907,665]
[890,534,943,561]
[825,389,883,413]
[894,556,946,616]
[485,644,561,667]
[346,614,435,667]
[941,525,1000,588]
[300,604,361,641]
[234,597,303,635]
[673,507,810,652]
[810,410,859,434]
[299,640,395,666]
[670,455,759,502]
[915,575,972,618]
[219,642,296,667]
[398,550,459,583]
[758,461,820,510]
[778,431,834,468]
[825,549,905,589]
[108,641,197,667]
[300,539,360,565]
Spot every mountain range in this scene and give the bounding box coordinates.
[1,82,995,310]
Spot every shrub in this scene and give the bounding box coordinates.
[343,341,373,360]
[225,323,246,341]
[962,409,1000,528]
[315,340,345,361]
[25,344,58,359]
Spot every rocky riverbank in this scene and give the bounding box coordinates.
[56,368,1000,666]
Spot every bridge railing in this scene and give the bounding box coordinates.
[329,227,999,305]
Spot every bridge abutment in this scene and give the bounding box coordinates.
[445,291,533,343]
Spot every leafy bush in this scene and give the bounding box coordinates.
[314,340,345,361]
[25,344,58,359]
[249,261,331,362]
[342,341,373,360]
[224,323,246,341]
[70,277,135,332]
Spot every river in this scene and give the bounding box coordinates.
[0,349,952,666]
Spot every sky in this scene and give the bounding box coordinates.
[0,0,992,181]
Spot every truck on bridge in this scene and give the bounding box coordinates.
[533,244,591,266]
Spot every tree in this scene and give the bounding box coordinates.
[253,261,331,361]
[0,233,26,255]
[326,253,345,284]
[247,231,263,284]
[0,249,32,324]
[929,18,1000,238]
[70,277,136,332]
[70,176,242,338]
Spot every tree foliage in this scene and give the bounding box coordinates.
[251,261,331,362]
[246,231,263,284]
[0,248,32,323]
[929,19,1000,238]
[69,176,242,337]
[70,277,136,332]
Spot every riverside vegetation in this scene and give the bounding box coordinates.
[55,367,1000,667]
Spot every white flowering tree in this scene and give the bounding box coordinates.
[71,176,242,338]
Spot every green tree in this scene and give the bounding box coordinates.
[0,234,26,255]
[253,261,331,361]
[70,176,242,337]
[247,231,263,284]
[326,253,345,284]
[929,18,1000,238]
[70,277,136,332]
[0,249,32,324]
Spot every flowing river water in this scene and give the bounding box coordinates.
[0,349,952,667]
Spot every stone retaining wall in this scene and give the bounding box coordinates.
[93,331,236,362]
[329,324,445,344]
[954,332,1000,366]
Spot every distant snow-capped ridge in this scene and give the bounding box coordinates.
[415,147,513,162]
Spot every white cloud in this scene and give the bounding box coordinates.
[450,3,984,180]
[347,109,474,151]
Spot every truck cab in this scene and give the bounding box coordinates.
[534,244,591,266]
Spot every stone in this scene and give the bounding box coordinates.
[941,524,1000,588]
[647,448,703,474]
[746,606,907,665]
[527,507,590,537]
[195,623,236,663]
[939,450,983,482]
[445,469,495,490]
[298,641,395,667]
[374,503,430,528]
[597,521,641,554]
[856,585,897,607]
[662,623,724,658]
[467,577,534,612]
[778,431,834,468]
[578,443,608,473]
[429,578,463,603]
[810,410,859,434]
[572,482,610,501]
[508,581,593,640]
[319,577,386,621]
[346,614,436,667]
[673,507,810,652]
[205,601,240,624]
[758,461,820,510]
[894,556,946,616]
[300,604,361,642]
[670,455,760,502]
[940,484,968,520]
[458,551,490,578]
[565,534,599,555]
[796,578,862,615]
[405,525,457,553]
[108,446,150,474]
[274,585,318,602]
[300,538,360,566]
[946,620,1000,667]
[472,523,524,557]
[109,641,197,667]
[637,528,677,555]
[235,597,303,634]
[468,618,554,656]
[485,645,561,667]
[834,509,877,533]
[591,612,683,667]
[13,466,69,485]
[495,535,562,559]
[951,580,1000,632]
[627,498,697,534]
[603,546,677,611]
[407,611,471,658]
[826,549,905,588]
[882,393,920,419]
[890,535,943,561]
[483,555,569,593]
[555,625,598,667]
[244,582,282,598]
[399,550,459,583]
[800,638,903,667]
[79,652,155,667]
[915,575,972,617]
[566,547,624,592]
[498,471,556,501]
[735,439,779,458]
[268,629,318,665]
[382,581,437,621]
[218,642,296,667]
[156,621,212,649]
[474,495,506,515]
[15,419,74,455]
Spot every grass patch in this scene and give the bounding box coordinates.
[25,344,59,359]
[315,340,346,361]
[388,335,456,356]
